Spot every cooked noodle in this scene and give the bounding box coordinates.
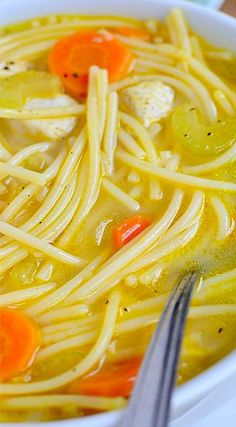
[0,9,235,423]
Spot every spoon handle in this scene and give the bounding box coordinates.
[120,270,200,427]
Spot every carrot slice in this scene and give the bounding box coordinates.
[113,215,151,249]
[68,358,142,398]
[48,31,134,99]
[0,309,40,381]
[114,27,151,41]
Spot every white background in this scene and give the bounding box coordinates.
[170,372,236,426]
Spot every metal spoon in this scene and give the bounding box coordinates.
[120,270,201,427]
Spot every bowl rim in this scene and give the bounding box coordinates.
[1,0,236,27]
[0,0,235,425]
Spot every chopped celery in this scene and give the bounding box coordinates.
[208,58,236,83]
[9,254,38,286]
[172,104,236,156]
[0,70,63,109]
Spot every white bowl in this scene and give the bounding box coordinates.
[187,0,224,9]
[0,1,235,426]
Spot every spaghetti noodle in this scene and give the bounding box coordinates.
[0,8,235,422]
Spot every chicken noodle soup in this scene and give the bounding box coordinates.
[0,8,236,422]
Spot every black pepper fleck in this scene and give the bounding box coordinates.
[123,307,129,312]
[184,134,188,137]
[105,299,109,305]
[190,107,196,111]
[3,66,9,70]
[207,132,212,136]
[73,73,79,78]
[218,327,223,334]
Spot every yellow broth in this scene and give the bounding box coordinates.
[0,10,236,422]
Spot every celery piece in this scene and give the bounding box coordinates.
[0,70,63,109]
[172,104,236,156]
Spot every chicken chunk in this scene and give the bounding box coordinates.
[0,60,32,77]
[23,95,78,140]
[120,81,175,127]
[5,95,78,142]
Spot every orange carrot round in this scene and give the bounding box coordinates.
[113,215,151,249]
[48,31,134,99]
[0,309,40,381]
[114,27,151,41]
[68,358,142,398]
